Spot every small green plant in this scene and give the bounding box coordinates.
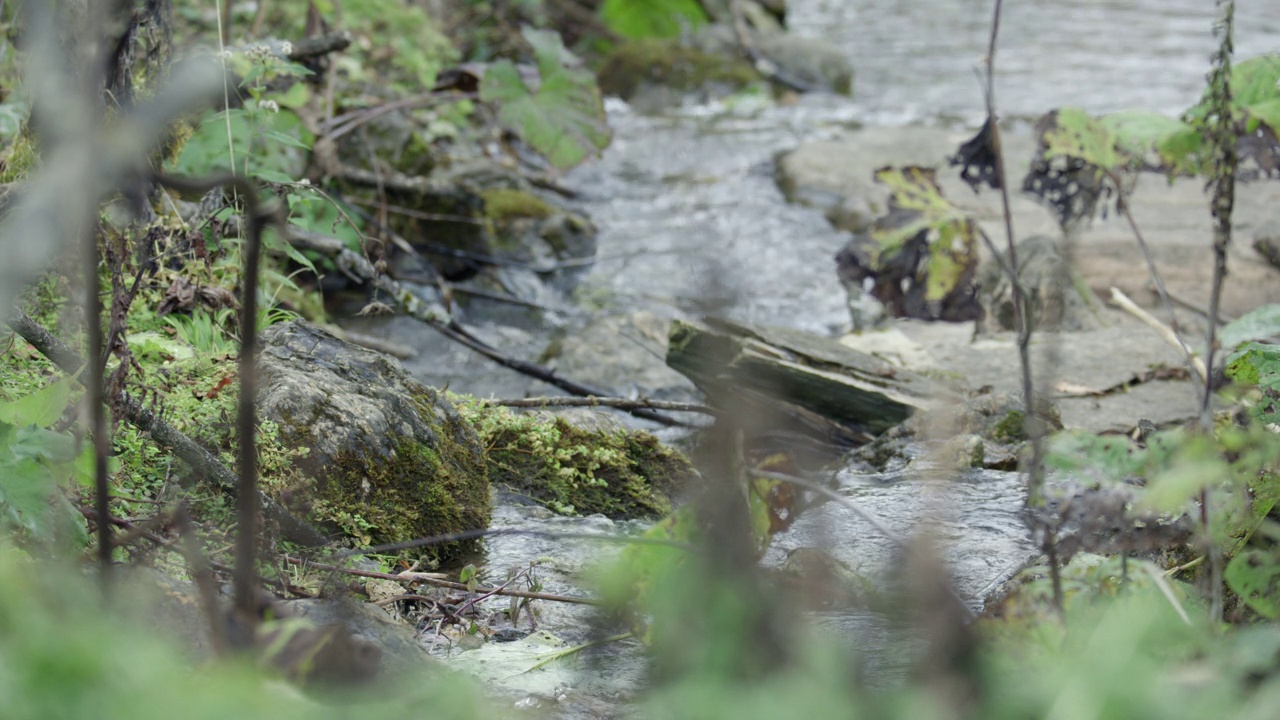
[479,27,612,170]
[0,377,91,552]
[163,308,238,356]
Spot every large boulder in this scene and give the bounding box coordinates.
[257,320,490,565]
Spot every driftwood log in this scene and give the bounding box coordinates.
[666,318,952,440]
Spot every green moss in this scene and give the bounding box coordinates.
[269,388,490,567]
[0,131,39,184]
[453,397,694,518]
[480,188,554,222]
[992,409,1027,443]
[597,39,757,100]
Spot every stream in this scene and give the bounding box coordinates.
[342,2,1280,712]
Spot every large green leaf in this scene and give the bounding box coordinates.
[870,166,978,304]
[1220,304,1280,351]
[1039,106,1122,171]
[600,0,708,40]
[479,28,612,170]
[1231,55,1280,108]
[1225,342,1280,426]
[0,423,88,548]
[0,377,73,428]
[1099,110,1199,172]
[1226,548,1280,619]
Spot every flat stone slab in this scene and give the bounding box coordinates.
[841,318,1203,434]
[779,125,1280,319]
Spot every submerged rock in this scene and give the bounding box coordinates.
[257,320,491,564]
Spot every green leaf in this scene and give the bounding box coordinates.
[128,331,194,363]
[1225,342,1280,426]
[1230,55,1280,108]
[479,28,612,170]
[1100,111,1185,153]
[1226,548,1280,619]
[1040,106,1122,171]
[1220,305,1280,351]
[600,0,708,40]
[1246,97,1280,135]
[869,166,978,303]
[275,82,312,110]
[0,377,73,428]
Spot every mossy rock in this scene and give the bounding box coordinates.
[597,39,757,102]
[454,400,696,518]
[257,321,490,565]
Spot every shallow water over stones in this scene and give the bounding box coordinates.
[345,3,1280,710]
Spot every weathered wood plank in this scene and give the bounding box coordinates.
[667,318,951,436]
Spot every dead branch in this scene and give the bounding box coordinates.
[282,556,598,605]
[281,224,690,427]
[483,395,720,417]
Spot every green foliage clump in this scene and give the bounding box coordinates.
[599,0,709,40]
[479,28,612,170]
[0,377,91,553]
[454,398,693,518]
[1030,53,1280,181]
[0,545,491,718]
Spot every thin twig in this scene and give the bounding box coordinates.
[982,0,1058,609]
[1113,176,1206,406]
[155,171,274,645]
[1108,287,1208,382]
[87,229,112,587]
[281,556,598,605]
[283,224,690,427]
[483,396,720,417]
[1199,0,1237,623]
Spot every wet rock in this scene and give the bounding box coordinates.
[754,32,852,95]
[287,598,442,679]
[668,317,952,439]
[257,320,491,564]
[540,310,699,401]
[1253,213,1280,271]
[855,392,1062,471]
[977,234,1104,333]
[383,160,597,291]
[454,399,696,519]
[775,129,966,234]
[596,38,758,112]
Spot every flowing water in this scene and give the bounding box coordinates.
[353,2,1280,708]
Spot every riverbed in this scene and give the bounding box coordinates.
[345,2,1280,711]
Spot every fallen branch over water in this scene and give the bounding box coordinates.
[281,223,690,427]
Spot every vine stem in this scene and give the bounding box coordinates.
[155,172,273,648]
[982,0,1059,610]
[1199,0,1237,624]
